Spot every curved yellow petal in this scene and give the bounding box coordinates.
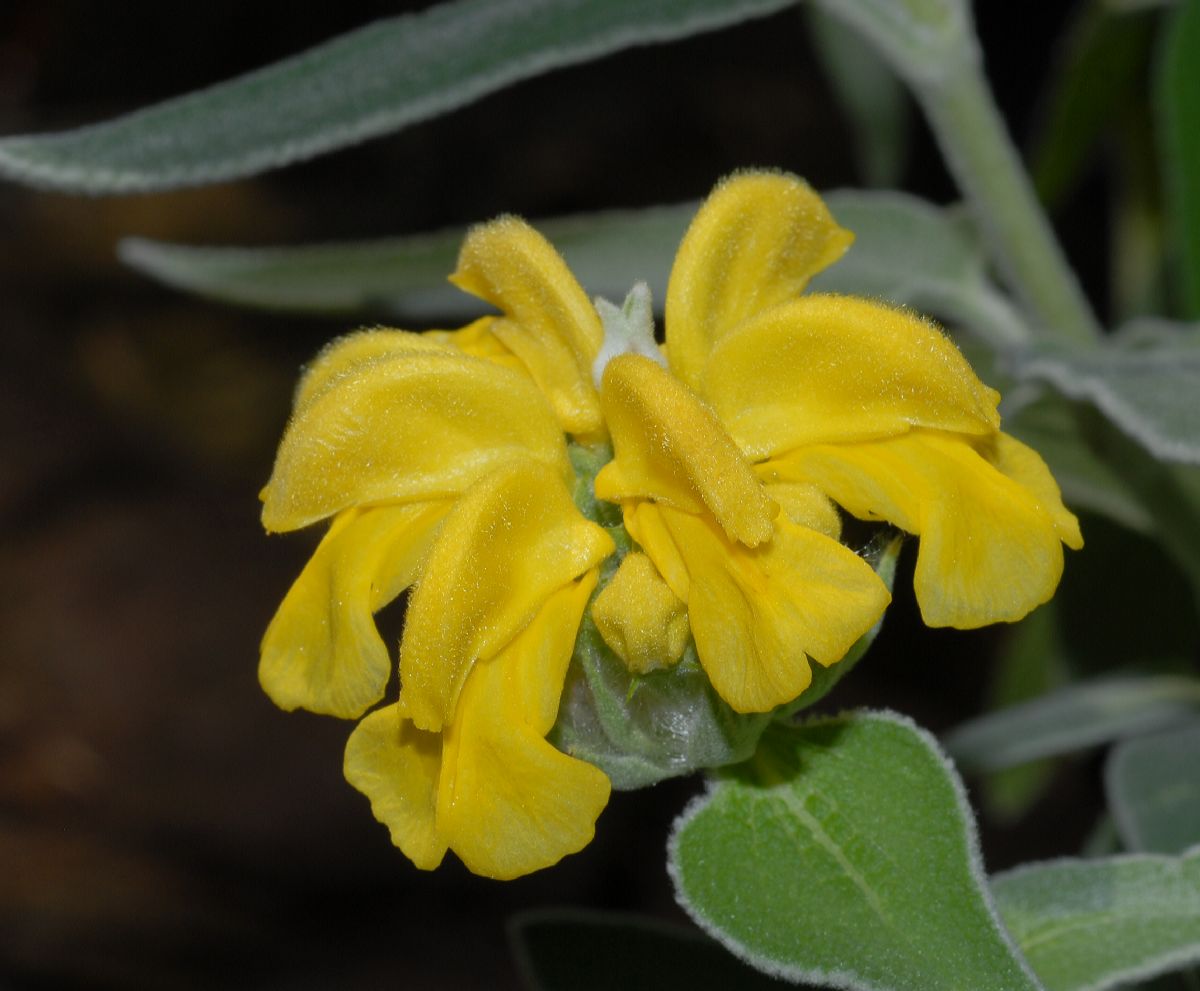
[399,459,614,733]
[595,354,776,546]
[623,500,690,600]
[591,551,689,674]
[437,574,611,879]
[343,704,448,871]
[704,295,1001,459]
[292,326,458,412]
[261,347,569,532]
[451,216,603,436]
[761,480,843,540]
[990,432,1083,549]
[260,502,449,718]
[665,171,854,391]
[643,504,890,713]
[425,316,526,373]
[773,431,1074,628]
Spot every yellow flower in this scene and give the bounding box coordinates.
[258,170,1081,879]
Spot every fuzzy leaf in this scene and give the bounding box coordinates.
[0,0,794,193]
[669,711,1043,991]
[1014,320,1200,465]
[993,847,1200,991]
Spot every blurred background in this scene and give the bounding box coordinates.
[0,2,1166,987]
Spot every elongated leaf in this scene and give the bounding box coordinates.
[1014,319,1200,464]
[669,711,1044,991]
[509,910,787,991]
[0,0,794,193]
[120,189,1030,349]
[1157,0,1200,317]
[1106,719,1200,854]
[120,203,694,321]
[993,847,1200,991]
[943,676,1200,774]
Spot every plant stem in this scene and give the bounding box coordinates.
[916,52,1102,345]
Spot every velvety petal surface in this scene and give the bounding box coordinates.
[632,503,890,713]
[591,551,689,674]
[343,704,448,871]
[425,316,525,372]
[398,459,614,733]
[260,502,448,718]
[594,354,776,546]
[451,216,603,436]
[772,431,1075,628]
[665,171,853,391]
[261,346,569,532]
[436,574,611,879]
[292,325,468,412]
[704,294,1001,459]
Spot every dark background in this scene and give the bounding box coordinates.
[0,3,1114,988]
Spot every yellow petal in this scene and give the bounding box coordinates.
[425,316,526,373]
[594,354,777,546]
[643,504,891,713]
[591,552,689,674]
[343,704,448,871]
[399,459,615,732]
[451,216,603,436]
[437,574,611,879]
[705,294,1001,459]
[665,171,853,391]
[260,502,449,718]
[761,480,843,540]
[292,326,458,412]
[623,500,690,600]
[261,346,569,532]
[990,432,1083,549]
[773,431,1074,628]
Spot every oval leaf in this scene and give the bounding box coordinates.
[993,847,1200,991]
[0,0,794,193]
[669,710,1044,991]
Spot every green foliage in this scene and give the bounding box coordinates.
[1014,320,1200,465]
[669,711,1043,991]
[992,847,1200,991]
[509,911,788,991]
[119,203,694,322]
[0,0,794,193]
[1106,719,1200,854]
[943,675,1200,774]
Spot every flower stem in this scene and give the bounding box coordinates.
[811,0,1102,345]
[916,53,1102,345]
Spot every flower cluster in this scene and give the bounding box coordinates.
[259,172,1081,879]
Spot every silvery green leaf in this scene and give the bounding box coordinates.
[670,711,1044,991]
[1013,319,1200,465]
[993,846,1200,991]
[0,0,794,193]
